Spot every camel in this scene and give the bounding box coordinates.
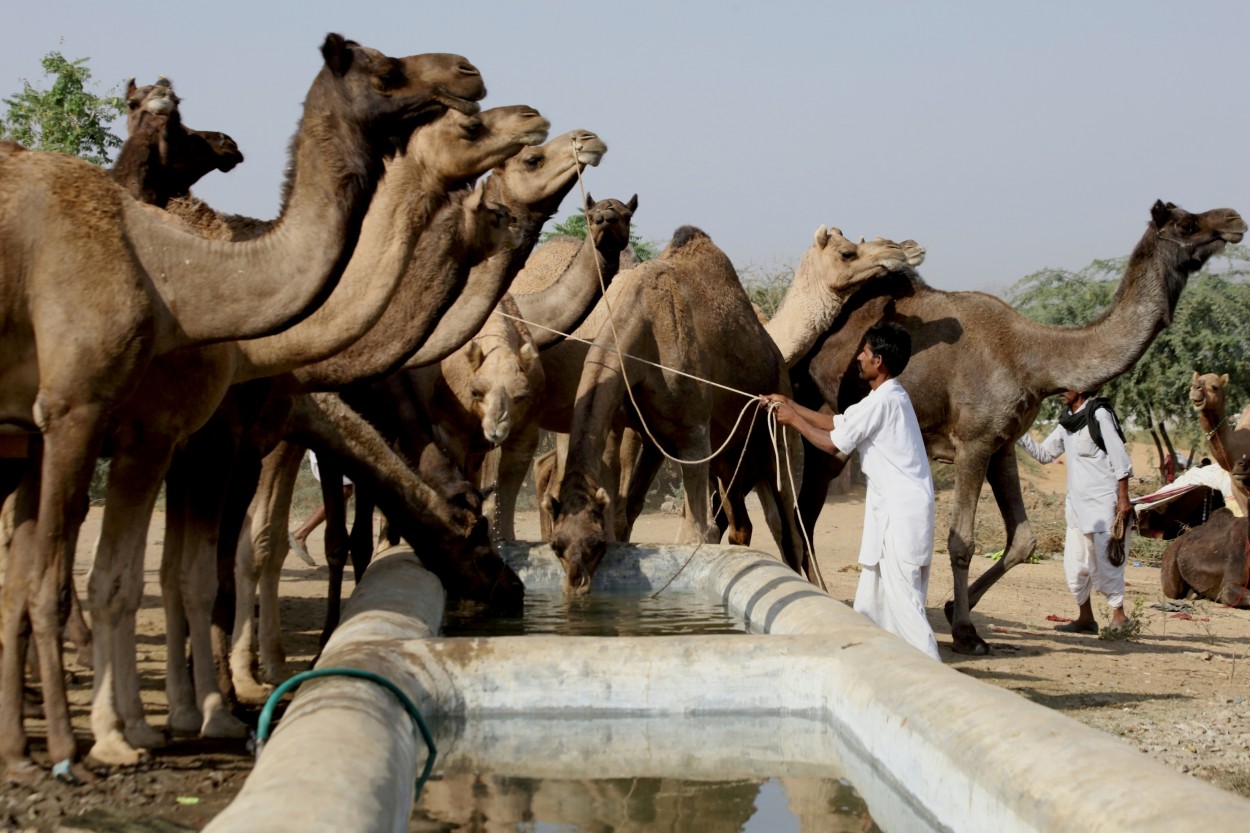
[794,200,1246,655]
[110,77,243,207]
[408,294,544,487]
[1160,454,1250,608]
[64,92,530,766]
[517,228,922,546]
[0,36,487,780]
[230,131,611,692]
[549,226,812,592]
[1189,371,1250,513]
[93,144,530,762]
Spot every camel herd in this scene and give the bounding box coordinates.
[0,33,1245,785]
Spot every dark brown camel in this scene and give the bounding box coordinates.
[110,78,243,208]
[793,201,1246,655]
[1160,455,1250,608]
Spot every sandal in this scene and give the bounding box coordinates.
[288,532,316,567]
[1053,620,1099,634]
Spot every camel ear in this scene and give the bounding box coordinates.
[1192,371,1200,384]
[466,339,484,370]
[1151,199,1171,228]
[626,194,638,213]
[1222,373,1230,386]
[321,33,354,77]
[813,225,829,249]
[585,192,596,211]
[126,78,138,98]
[462,181,487,216]
[594,487,611,510]
[519,342,537,370]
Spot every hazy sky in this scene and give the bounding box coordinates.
[5,1,1247,293]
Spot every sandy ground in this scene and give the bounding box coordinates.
[3,440,1250,830]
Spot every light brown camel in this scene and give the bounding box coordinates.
[0,37,486,781]
[518,227,920,546]
[796,200,1246,655]
[231,131,610,693]
[78,101,533,764]
[409,295,543,486]
[110,77,244,207]
[1189,371,1250,514]
[549,227,811,592]
[94,124,534,763]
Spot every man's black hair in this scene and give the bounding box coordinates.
[863,321,912,377]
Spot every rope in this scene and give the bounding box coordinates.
[255,667,437,802]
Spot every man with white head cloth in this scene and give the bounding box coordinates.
[762,321,939,661]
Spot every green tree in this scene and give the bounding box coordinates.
[540,211,660,261]
[2,51,125,165]
[1009,244,1250,474]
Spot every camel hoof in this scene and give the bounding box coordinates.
[123,722,168,751]
[167,706,204,735]
[88,735,148,767]
[233,678,275,706]
[4,758,43,785]
[260,662,291,687]
[202,709,249,740]
[950,622,992,656]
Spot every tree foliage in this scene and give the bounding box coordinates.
[1,51,125,166]
[539,211,660,261]
[1009,244,1250,448]
[740,263,795,320]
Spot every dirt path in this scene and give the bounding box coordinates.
[4,440,1250,829]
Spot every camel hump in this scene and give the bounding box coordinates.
[666,225,710,253]
[0,140,27,161]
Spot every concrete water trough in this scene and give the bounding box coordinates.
[205,542,1250,832]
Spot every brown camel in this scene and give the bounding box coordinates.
[75,99,532,763]
[110,77,243,207]
[105,176,521,758]
[232,130,610,692]
[549,227,811,592]
[1189,371,1250,515]
[795,200,1246,655]
[0,37,486,781]
[521,227,921,546]
[1159,508,1250,607]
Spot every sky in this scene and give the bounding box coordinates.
[4,0,1247,294]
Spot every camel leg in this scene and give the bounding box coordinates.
[964,447,1038,609]
[29,406,108,779]
[945,444,993,656]
[675,426,717,545]
[491,425,541,542]
[621,432,663,543]
[315,454,352,647]
[213,447,259,707]
[0,451,41,780]
[87,438,172,765]
[236,441,303,694]
[349,489,374,582]
[1160,547,1188,600]
[161,437,248,739]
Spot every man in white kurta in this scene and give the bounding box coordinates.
[762,322,940,661]
[1016,390,1134,634]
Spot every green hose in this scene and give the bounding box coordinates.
[255,668,437,801]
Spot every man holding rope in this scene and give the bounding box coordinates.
[762,321,940,661]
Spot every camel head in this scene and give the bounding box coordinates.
[1149,201,1246,274]
[460,181,523,259]
[313,35,486,147]
[802,226,923,295]
[583,193,639,259]
[422,516,525,613]
[487,130,607,217]
[1190,371,1230,413]
[408,105,550,192]
[549,474,612,595]
[460,324,541,446]
[125,77,178,134]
